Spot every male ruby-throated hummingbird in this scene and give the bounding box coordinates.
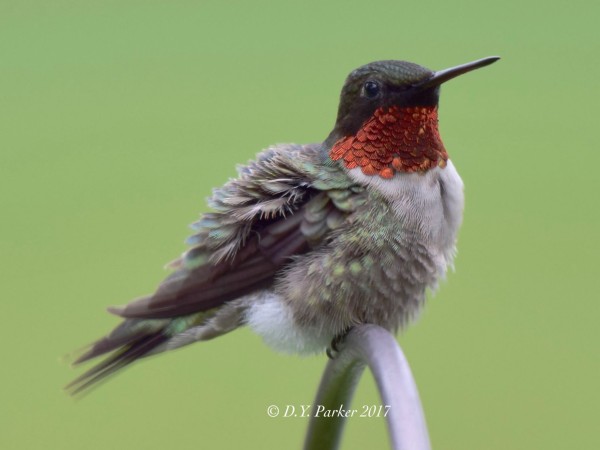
[68,56,499,394]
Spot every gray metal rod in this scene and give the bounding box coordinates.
[303,324,431,450]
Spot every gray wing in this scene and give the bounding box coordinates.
[110,143,364,319]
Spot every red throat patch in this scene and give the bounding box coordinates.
[329,106,448,179]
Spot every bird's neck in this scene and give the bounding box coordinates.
[329,105,448,178]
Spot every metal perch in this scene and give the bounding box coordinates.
[303,324,431,450]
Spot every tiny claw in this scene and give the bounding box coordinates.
[326,346,337,360]
[326,328,352,359]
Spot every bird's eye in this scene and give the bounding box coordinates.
[363,80,380,98]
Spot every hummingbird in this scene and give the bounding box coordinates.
[67,56,499,394]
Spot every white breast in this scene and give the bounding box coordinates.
[347,161,465,264]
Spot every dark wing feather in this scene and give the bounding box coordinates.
[109,143,359,320]
[111,212,311,318]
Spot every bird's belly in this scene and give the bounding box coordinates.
[244,291,333,354]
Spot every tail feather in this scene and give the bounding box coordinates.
[67,310,232,395]
[66,332,169,396]
[73,319,167,365]
[66,317,173,396]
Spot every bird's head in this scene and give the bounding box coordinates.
[328,57,499,178]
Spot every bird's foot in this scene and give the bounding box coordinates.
[326,328,352,359]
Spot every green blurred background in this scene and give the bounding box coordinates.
[1,0,598,448]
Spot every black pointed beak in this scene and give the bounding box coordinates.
[417,56,500,90]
